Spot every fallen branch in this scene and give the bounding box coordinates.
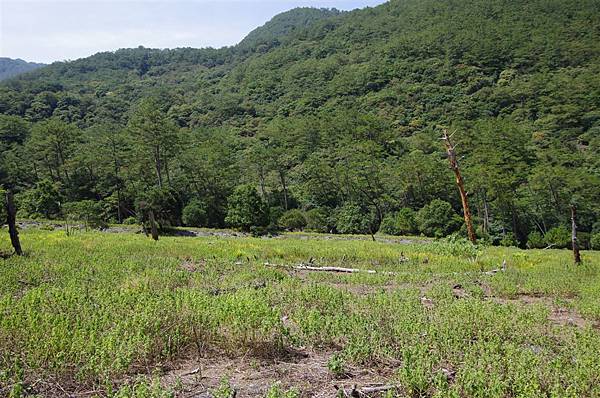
[335,384,400,397]
[265,262,505,277]
[265,262,397,275]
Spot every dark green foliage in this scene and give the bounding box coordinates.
[278,209,307,231]
[17,179,61,219]
[380,208,417,236]
[181,199,207,227]
[0,187,5,222]
[136,187,180,227]
[544,226,571,249]
[304,208,332,233]
[63,200,106,229]
[225,185,268,231]
[416,200,462,238]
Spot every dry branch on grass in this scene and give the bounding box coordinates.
[334,384,400,397]
[265,261,506,277]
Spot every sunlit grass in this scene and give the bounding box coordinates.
[0,229,599,397]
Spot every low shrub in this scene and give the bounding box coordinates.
[380,208,417,236]
[527,231,546,249]
[335,203,373,235]
[278,209,307,231]
[545,226,570,249]
[416,200,462,238]
[182,199,207,227]
[305,208,331,233]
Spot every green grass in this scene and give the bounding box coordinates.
[1,229,599,397]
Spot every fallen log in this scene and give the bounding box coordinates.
[265,262,505,277]
[265,262,398,275]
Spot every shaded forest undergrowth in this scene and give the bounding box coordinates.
[1,229,600,397]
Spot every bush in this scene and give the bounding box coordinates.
[305,208,332,233]
[380,208,417,236]
[545,226,571,249]
[225,185,268,231]
[182,199,207,227]
[416,200,462,238]
[499,232,518,247]
[278,209,307,231]
[17,179,61,219]
[526,231,546,249]
[122,217,137,225]
[136,186,180,227]
[268,206,285,227]
[63,200,106,229]
[335,203,372,235]
[591,233,600,250]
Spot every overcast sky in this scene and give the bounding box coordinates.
[0,0,386,64]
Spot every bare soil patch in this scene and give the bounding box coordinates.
[159,351,396,398]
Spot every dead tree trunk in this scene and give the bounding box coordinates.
[442,129,477,244]
[148,209,159,241]
[571,205,581,265]
[5,190,23,256]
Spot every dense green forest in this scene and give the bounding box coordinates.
[1,0,599,248]
[0,58,45,81]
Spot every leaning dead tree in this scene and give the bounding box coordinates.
[571,205,581,265]
[441,129,477,244]
[5,190,23,256]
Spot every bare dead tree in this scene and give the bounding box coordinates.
[441,129,477,244]
[571,205,581,265]
[5,190,23,256]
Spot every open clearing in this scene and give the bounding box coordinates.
[1,229,600,397]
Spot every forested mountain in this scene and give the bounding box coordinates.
[1,0,599,248]
[0,57,45,81]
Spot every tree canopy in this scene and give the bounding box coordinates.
[1,0,599,246]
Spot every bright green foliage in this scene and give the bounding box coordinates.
[545,226,571,249]
[1,230,600,395]
[181,199,207,227]
[526,231,546,249]
[225,185,267,231]
[591,233,600,250]
[16,179,61,219]
[499,232,518,247]
[212,378,236,398]
[380,208,417,236]
[327,353,346,378]
[335,203,373,235]
[278,209,307,231]
[416,200,462,238]
[264,383,300,398]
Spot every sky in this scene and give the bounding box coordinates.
[0,0,387,64]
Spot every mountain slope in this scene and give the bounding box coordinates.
[0,0,599,244]
[0,57,45,81]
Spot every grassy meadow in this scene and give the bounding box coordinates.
[1,228,600,397]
